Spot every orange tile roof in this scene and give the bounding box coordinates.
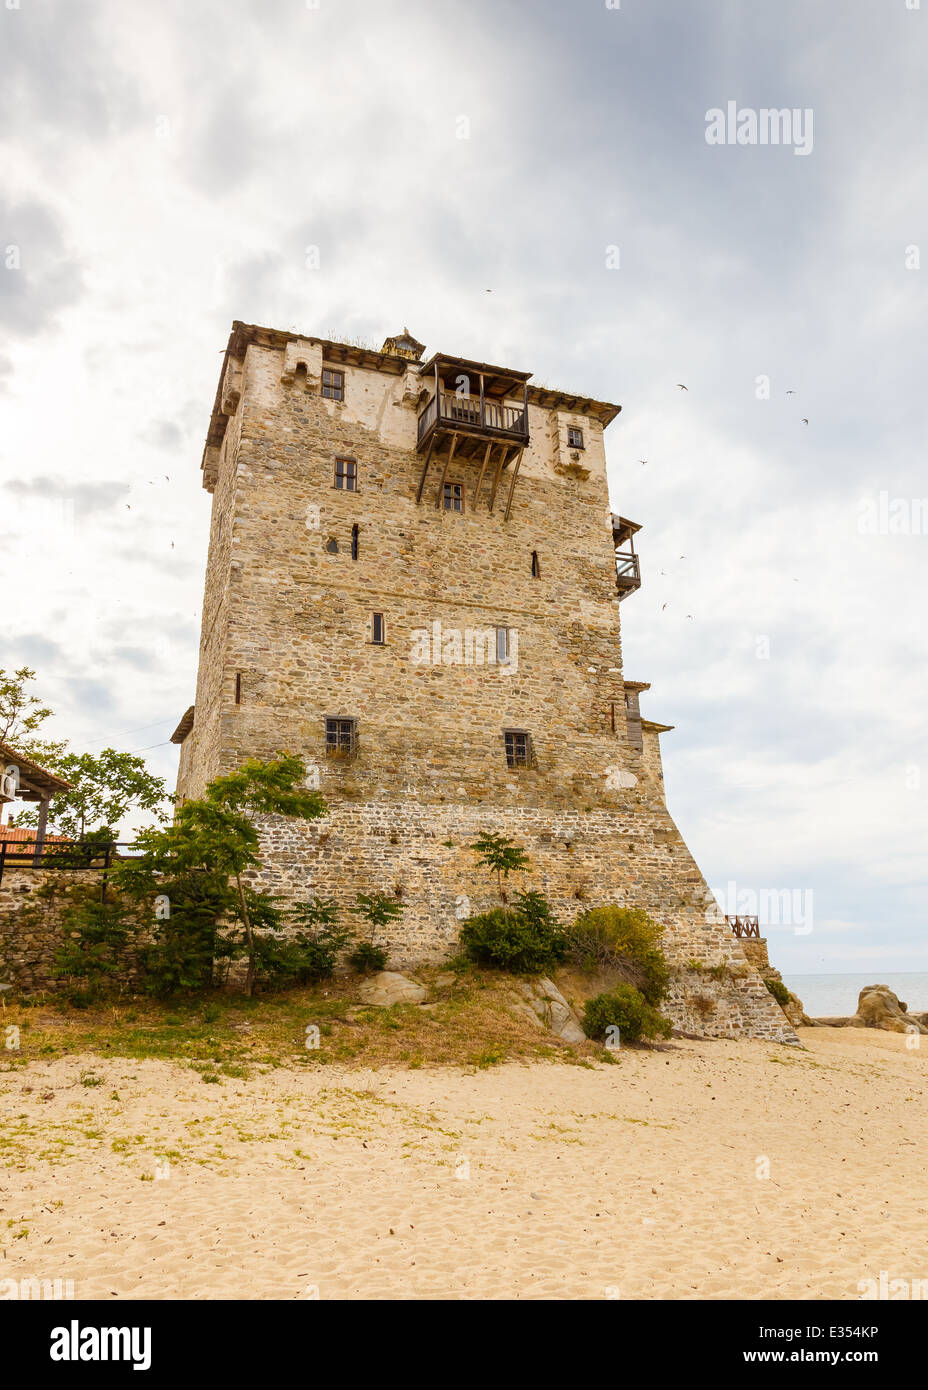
[0,826,69,842]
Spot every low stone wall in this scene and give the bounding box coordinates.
[0,868,146,995]
[0,868,70,993]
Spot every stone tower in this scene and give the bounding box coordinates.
[172,321,795,1042]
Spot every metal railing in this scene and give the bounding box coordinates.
[417,391,529,444]
[727,915,760,937]
[0,840,139,882]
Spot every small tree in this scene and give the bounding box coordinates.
[347,892,403,973]
[0,666,66,766]
[470,832,530,900]
[114,756,327,996]
[264,897,355,985]
[14,748,170,840]
[1,670,170,838]
[142,870,233,997]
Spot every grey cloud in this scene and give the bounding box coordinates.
[64,678,115,717]
[8,635,65,667]
[0,196,84,339]
[0,0,143,139]
[3,476,126,518]
[138,419,185,450]
[110,645,159,672]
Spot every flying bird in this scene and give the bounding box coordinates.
[638,459,648,466]
[686,614,694,620]
[802,418,809,425]
[676,384,688,391]
[785,390,797,396]
[661,603,668,611]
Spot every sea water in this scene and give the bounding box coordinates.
[782,972,928,1017]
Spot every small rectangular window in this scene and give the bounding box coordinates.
[371,612,385,644]
[322,368,345,401]
[567,426,584,449]
[325,716,357,759]
[531,550,540,578]
[234,673,242,704]
[504,730,531,769]
[496,626,511,664]
[443,482,464,512]
[335,457,357,491]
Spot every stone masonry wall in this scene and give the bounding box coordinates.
[247,802,797,1043]
[0,869,146,994]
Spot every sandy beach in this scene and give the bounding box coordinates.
[1,1027,925,1301]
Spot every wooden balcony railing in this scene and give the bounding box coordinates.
[615,549,641,598]
[727,915,760,937]
[417,391,529,447]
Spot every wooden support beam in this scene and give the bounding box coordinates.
[472,441,494,509]
[33,796,49,867]
[488,446,510,512]
[434,434,458,508]
[415,437,436,504]
[502,448,524,522]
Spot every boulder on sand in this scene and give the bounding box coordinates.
[816,984,928,1034]
[850,984,928,1034]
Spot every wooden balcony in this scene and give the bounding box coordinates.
[417,390,529,452]
[414,353,533,518]
[415,352,532,459]
[612,515,642,600]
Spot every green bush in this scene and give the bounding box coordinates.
[567,906,669,1004]
[458,893,567,974]
[345,892,400,975]
[765,978,791,1007]
[348,942,389,974]
[582,983,673,1044]
[280,898,354,983]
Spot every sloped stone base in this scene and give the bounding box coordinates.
[248,800,799,1044]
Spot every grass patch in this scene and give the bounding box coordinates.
[0,968,607,1074]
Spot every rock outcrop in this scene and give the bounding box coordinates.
[851,984,928,1034]
[357,971,427,1007]
[782,990,814,1029]
[511,978,587,1042]
[814,985,928,1034]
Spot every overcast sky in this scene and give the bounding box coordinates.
[2,0,925,975]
